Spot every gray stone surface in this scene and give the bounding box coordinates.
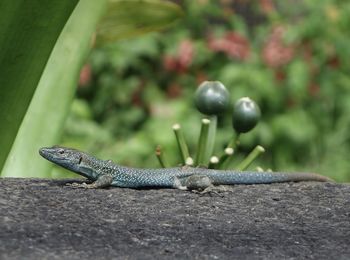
[0,178,349,259]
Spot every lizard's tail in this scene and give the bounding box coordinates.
[207,170,333,185]
[275,172,334,183]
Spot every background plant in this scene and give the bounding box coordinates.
[0,0,182,177]
[0,0,79,174]
[10,0,349,181]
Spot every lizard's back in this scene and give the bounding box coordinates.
[111,165,331,188]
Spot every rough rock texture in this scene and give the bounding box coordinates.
[0,178,349,260]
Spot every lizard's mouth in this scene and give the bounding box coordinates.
[39,147,54,161]
[39,147,69,164]
[39,146,81,173]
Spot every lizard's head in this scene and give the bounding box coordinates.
[39,146,88,176]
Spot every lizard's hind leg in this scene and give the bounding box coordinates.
[184,175,213,191]
[181,175,228,194]
[174,175,216,193]
[173,175,212,191]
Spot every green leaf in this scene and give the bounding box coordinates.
[1,0,182,177]
[0,0,79,172]
[1,0,108,177]
[96,0,183,45]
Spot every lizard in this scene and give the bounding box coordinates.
[39,146,333,191]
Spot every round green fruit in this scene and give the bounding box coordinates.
[194,81,230,115]
[232,97,261,133]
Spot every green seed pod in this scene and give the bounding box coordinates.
[232,97,261,133]
[194,81,230,115]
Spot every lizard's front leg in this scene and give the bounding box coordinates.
[67,174,113,189]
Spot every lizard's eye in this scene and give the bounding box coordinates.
[58,149,65,154]
[78,156,82,164]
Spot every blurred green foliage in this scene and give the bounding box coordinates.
[1,0,182,178]
[0,1,79,172]
[59,0,350,182]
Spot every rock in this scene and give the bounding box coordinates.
[0,178,349,259]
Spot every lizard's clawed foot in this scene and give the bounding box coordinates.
[198,185,227,196]
[66,182,96,189]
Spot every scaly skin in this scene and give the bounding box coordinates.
[39,146,332,190]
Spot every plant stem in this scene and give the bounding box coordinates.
[195,118,210,167]
[155,145,169,168]
[185,157,194,166]
[227,133,241,148]
[236,145,265,171]
[217,147,234,169]
[256,166,264,172]
[205,115,217,163]
[172,123,190,165]
[217,132,240,169]
[208,156,219,169]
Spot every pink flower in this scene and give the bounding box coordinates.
[259,0,275,14]
[208,32,250,60]
[178,40,194,71]
[163,39,195,73]
[262,26,295,68]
